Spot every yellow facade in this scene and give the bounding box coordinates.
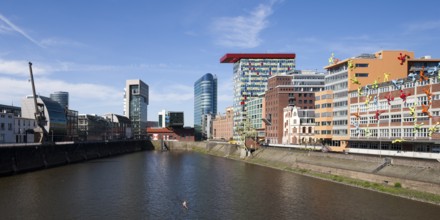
[314,90,333,140]
[321,50,414,150]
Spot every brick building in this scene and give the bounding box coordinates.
[212,107,233,141]
[147,127,195,142]
[264,74,319,144]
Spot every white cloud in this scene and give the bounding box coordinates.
[148,84,194,125]
[211,1,277,48]
[0,13,44,48]
[0,59,52,77]
[0,59,167,77]
[405,20,440,33]
[0,76,122,115]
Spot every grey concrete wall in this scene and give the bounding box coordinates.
[159,141,440,195]
[0,140,153,176]
[154,140,241,157]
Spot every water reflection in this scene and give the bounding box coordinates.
[0,151,439,219]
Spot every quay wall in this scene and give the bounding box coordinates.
[0,140,154,176]
[157,141,440,195]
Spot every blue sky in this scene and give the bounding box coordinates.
[1,0,440,126]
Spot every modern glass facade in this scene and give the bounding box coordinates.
[21,96,67,142]
[194,73,217,140]
[158,109,184,128]
[50,91,69,109]
[247,95,263,129]
[124,79,149,139]
[221,54,296,142]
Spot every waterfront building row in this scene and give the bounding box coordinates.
[264,71,324,144]
[220,53,296,143]
[312,50,440,159]
[216,50,440,159]
[1,79,147,143]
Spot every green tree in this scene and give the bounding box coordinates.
[236,116,257,150]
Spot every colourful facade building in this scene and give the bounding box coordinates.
[314,90,334,146]
[220,53,296,142]
[347,58,440,159]
[319,50,413,151]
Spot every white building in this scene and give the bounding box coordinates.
[283,106,316,145]
[14,117,36,143]
[0,112,14,143]
[201,113,214,139]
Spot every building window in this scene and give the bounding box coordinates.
[417,128,428,137]
[391,144,401,151]
[418,96,429,106]
[355,63,369,68]
[391,114,401,122]
[355,73,369,77]
[379,129,389,137]
[403,128,414,137]
[391,128,400,137]
[391,104,401,110]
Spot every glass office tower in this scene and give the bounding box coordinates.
[194,73,217,140]
[50,91,69,109]
[124,79,149,139]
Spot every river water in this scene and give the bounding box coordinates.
[0,150,439,219]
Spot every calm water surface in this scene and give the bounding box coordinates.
[0,150,439,219]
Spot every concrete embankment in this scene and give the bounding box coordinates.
[0,140,154,176]
[157,140,440,196]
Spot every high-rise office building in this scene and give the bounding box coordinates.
[220,53,296,142]
[50,91,69,109]
[194,73,217,140]
[124,79,149,139]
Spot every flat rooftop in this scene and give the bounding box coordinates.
[220,53,296,63]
